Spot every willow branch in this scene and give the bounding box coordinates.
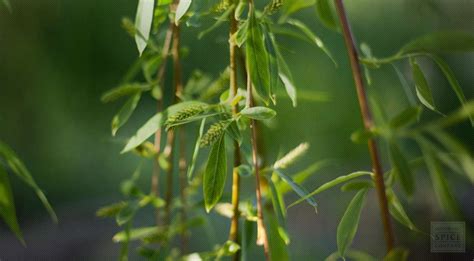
[334,0,395,252]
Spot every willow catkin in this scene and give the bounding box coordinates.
[165,105,206,129]
[200,121,229,147]
[273,143,310,169]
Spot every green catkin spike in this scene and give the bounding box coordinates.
[200,121,229,147]
[265,0,283,14]
[165,105,206,129]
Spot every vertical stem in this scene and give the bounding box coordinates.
[246,66,270,261]
[178,128,188,251]
[152,23,174,227]
[228,4,242,261]
[334,0,395,252]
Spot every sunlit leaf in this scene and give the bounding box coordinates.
[0,165,24,245]
[175,0,192,24]
[389,141,415,196]
[410,58,436,111]
[240,106,276,120]
[112,93,141,136]
[337,189,368,258]
[203,135,227,212]
[289,171,372,208]
[135,0,155,55]
[0,140,57,223]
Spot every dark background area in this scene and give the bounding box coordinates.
[0,0,473,259]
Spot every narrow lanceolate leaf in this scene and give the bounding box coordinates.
[279,73,297,107]
[203,135,227,212]
[386,189,421,233]
[389,141,415,196]
[337,189,368,258]
[267,177,290,246]
[389,106,422,129]
[113,226,162,243]
[263,26,279,101]
[280,0,316,22]
[187,119,206,182]
[0,166,24,245]
[286,19,337,66]
[112,93,141,136]
[410,58,436,111]
[135,0,155,55]
[240,106,276,120]
[418,138,464,218]
[198,6,234,39]
[278,160,330,195]
[383,248,409,261]
[175,0,192,25]
[0,141,57,223]
[398,31,474,55]
[246,8,272,104]
[289,171,372,208]
[428,54,474,126]
[121,113,162,153]
[274,169,317,210]
[315,0,338,31]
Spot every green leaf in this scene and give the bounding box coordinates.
[235,164,252,177]
[388,141,415,196]
[389,106,422,129]
[279,73,297,107]
[266,209,290,261]
[175,0,192,24]
[112,93,141,136]
[113,226,162,243]
[101,83,151,103]
[386,189,421,233]
[410,58,436,111]
[135,0,155,55]
[337,189,368,258]
[246,8,272,104]
[0,165,24,245]
[315,0,338,31]
[267,177,289,245]
[121,113,162,153]
[263,25,279,101]
[240,106,276,120]
[235,19,248,47]
[325,250,377,261]
[96,202,127,218]
[198,6,233,39]
[187,119,206,182]
[428,54,474,126]
[289,171,372,208]
[286,19,337,66]
[383,248,409,261]
[273,169,317,210]
[398,31,474,55]
[203,135,227,212]
[340,180,374,192]
[418,137,464,218]
[116,201,140,226]
[278,160,330,194]
[280,0,315,22]
[0,140,57,223]
[226,120,242,145]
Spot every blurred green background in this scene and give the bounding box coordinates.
[0,0,472,259]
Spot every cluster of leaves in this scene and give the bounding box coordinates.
[98,0,474,260]
[0,140,56,245]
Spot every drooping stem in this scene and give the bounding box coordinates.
[246,65,270,261]
[228,3,242,260]
[152,22,174,227]
[334,0,395,252]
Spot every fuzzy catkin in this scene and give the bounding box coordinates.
[165,105,205,128]
[200,121,229,147]
[273,143,310,169]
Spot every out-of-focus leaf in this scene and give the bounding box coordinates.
[340,180,374,192]
[246,8,272,104]
[266,208,290,261]
[0,166,24,245]
[383,247,409,261]
[198,6,233,39]
[240,106,276,120]
[280,0,315,22]
[428,54,474,126]
[386,189,421,233]
[315,0,338,31]
[410,58,436,111]
[274,169,317,210]
[267,177,289,245]
[135,0,155,55]
[203,135,227,212]
[398,31,474,55]
[278,160,329,194]
[389,141,415,196]
[116,201,140,226]
[289,171,372,208]
[389,106,422,129]
[96,202,127,218]
[286,19,337,65]
[175,0,192,24]
[325,250,377,261]
[279,73,297,107]
[112,93,141,136]
[337,189,368,258]
[235,19,248,47]
[2,0,12,13]
[0,140,57,223]
[187,119,206,182]
[113,226,163,243]
[101,83,151,103]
